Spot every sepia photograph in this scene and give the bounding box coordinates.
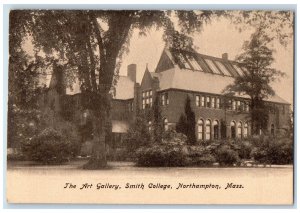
[5,7,295,205]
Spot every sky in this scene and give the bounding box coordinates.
[118,18,294,105]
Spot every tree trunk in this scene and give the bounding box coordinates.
[83,102,109,169]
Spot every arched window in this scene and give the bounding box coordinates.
[197,119,204,140]
[244,122,248,138]
[148,121,152,132]
[213,120,219,139]
[164,118,168,131]
[205,119,211,140]
[271,124,275,136]
[230,121,236,138]
[237,122,242,138]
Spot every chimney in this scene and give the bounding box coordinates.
[222,53,228,60]
[127,64,136,82]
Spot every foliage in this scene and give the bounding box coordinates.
[250,136,293,164]
[176,96,196,144]
[135,142,188,167]
[215,145,240,166]
[236,141,253,159]
[124,113,151,153]
[22,128,74,164]
[224,28,285,134]
[151,95,163,143]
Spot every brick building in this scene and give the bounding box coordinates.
[41,48,291,143]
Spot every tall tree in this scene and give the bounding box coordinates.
[152,95,163,143]
[176,96,196,144]
[223,28,285,134]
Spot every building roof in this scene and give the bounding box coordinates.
[152,49,289,105]
[63,75,134,100]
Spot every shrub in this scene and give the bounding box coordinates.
[22,128,78,164]
[249,136,293,165]
[237,141,253,159]
[215,145,240,166]
[135,143,188,167]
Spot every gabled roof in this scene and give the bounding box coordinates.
[151,48,289,105]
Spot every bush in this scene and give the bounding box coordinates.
[237,141,253,159]
[22,128,78,164]
[135,142,188,167]
[250,136,293,165]
[215,145,240,166]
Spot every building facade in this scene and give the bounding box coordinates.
[41,48,291,143]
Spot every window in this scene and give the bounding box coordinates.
[211,97,215,108]
[232,100,236,111]
[187,55,203,71]
[206,96,211,108]
[205,119,211,140]
[200,96,205,107]
[148,121,152,131]
[244,122,248,138]
[228,99,232,110]
[213,120,219,139]
[161,93,169,106]
[282,105,285,114]
[164,118,169,131]
[230,121,236,138]
[196,95,200,107]
[216,98,220,109]
[237,122,242,138]
[180,53,192,69]
[197,119,204,140]
[245,102,249,112]
[271,124,275,136]
[240,101,244,111]
[237,101,241,111]
[204,59,222,74]
[142,90,152,109]
[215,61,232,76]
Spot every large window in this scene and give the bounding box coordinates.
[164,118,169,131]
[230,121,236,138]
[237,122,242,138]
[213,120,219,139]
[205,119,211,140]
[197,119,204,140]
[244,122,248,137]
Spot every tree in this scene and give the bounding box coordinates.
[176,96,196,144]
[223,28,285,134]
[9,10,216,169]
[152,95,163,143]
